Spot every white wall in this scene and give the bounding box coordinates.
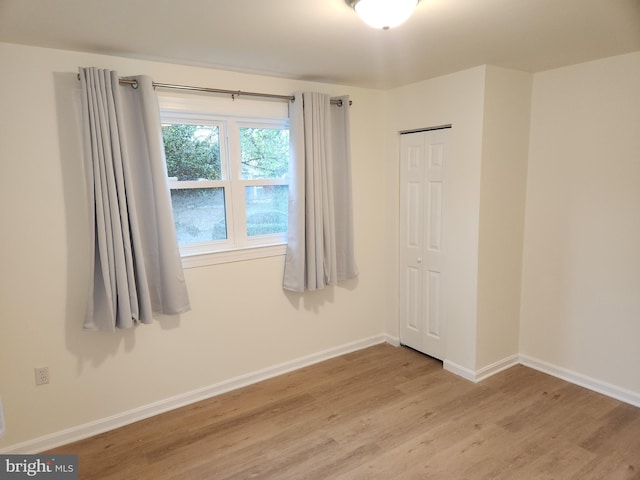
[0,42,391,450]
[388,67,487,372]
[520,52,640,393]
[476,66,532,369]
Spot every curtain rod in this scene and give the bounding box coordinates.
[77,74,351,106]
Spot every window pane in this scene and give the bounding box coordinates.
[170,188,227,243]
[162,124,221,181]
[245,185,288,237]
[240,127,289,179]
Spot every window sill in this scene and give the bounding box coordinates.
[181,243,287,269]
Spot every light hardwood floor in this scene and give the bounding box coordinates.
[48,344,640,479]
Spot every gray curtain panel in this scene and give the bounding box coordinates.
[331,95,358,282]
[79,67,190,331]
[283,92,358,292]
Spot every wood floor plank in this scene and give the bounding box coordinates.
[47,344,640,479]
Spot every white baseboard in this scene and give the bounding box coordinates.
[382,334,401,347]
[444,353,640,410]
[475,354,520,382]
[519,354,640,409]
[443,354,519,383]
[443,360,477,382]
[1,334,391,454]
[6,339,638,454]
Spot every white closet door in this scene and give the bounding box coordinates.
[399,128,450,360]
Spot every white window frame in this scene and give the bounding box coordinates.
[159,94,289,268]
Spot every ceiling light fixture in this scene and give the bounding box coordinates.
[346,0,419,30]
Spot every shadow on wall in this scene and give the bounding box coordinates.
[53,71,182,374]
[283,276,358,312]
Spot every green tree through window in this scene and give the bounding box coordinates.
[162,124,221,181]
[240,127,289,179]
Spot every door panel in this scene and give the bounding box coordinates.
[427,181,443,252]
[399,128,450,360]
[406,266,421,333]
[399,134,425,351]
[426,269,442,338]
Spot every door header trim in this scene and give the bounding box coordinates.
[400,124,452,135]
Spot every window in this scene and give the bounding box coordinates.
[159,94,290,266]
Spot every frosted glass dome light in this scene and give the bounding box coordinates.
[346,0,419,30]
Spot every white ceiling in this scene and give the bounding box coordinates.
[1,0,639,89]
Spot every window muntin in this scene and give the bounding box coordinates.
[161,109,288,258]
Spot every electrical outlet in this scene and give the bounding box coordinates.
[34,367,49,386]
